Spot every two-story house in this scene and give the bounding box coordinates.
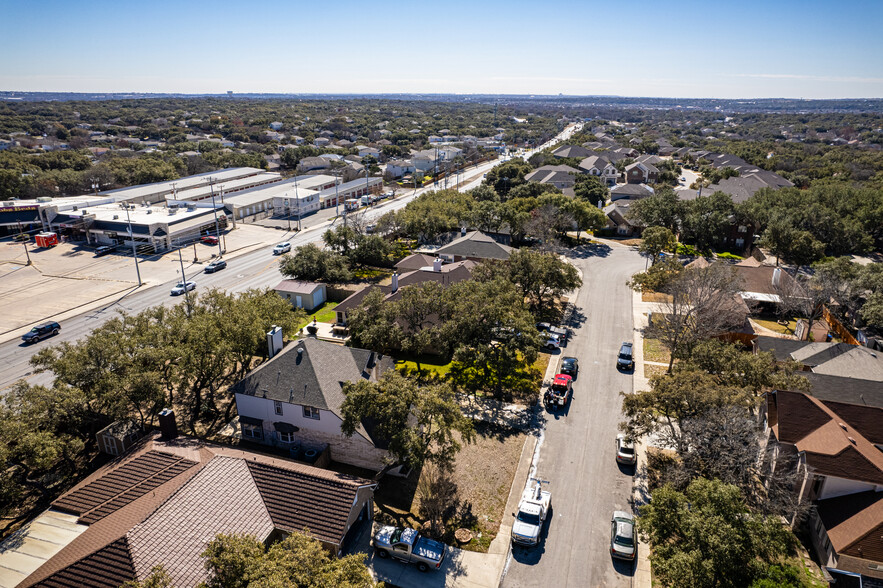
[579,155,619,186]
[764,386,883,584]
[232,338,398,472]
[624,161,659,184]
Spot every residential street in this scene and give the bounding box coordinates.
[501,241,645,588]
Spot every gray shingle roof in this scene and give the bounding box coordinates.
[435,231,513,260]
[232,338,385,417]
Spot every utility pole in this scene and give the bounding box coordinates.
[122,204,142,286]
[334,178,340,218]
[286,193,291,231]
[17,220,31,265]
[293,175,302,231]
[206,177,224,256]
[178,248,192,317]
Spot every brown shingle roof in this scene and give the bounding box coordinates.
[817,491,883,564]
[771,390,883,485]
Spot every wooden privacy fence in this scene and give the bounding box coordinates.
[822,305,859,345]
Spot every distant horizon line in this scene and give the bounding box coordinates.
[2,91,882,102]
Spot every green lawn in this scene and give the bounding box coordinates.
[753,317,798,336]
[395,355,453,377]
[311,302,338,323]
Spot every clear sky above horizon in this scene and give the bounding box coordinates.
[2,0,882,99]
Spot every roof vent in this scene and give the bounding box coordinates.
[847,437,857,445]
[839,422,848,431]
[113,215,119,220]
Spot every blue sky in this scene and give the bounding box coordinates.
[2,0,882,98]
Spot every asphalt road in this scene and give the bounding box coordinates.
[0,125,582,392]
[501,242,645,588]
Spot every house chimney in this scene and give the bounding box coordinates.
[391,272,399,293]
[267,325,283,358]
[772,268,781,288]
[461,226,467,236]
[433,257,442,272]
[158,408,178,440]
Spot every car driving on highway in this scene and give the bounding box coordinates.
[170,281,196,296]
[21,322,61,344]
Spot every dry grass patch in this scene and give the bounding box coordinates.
[449,423,526,552]
[642,292,673,303]
[644,364,669,379]
[643,337,672,365]
[373,423,526,553]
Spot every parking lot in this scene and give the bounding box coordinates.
[0,223,288,343]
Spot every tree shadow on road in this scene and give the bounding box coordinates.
[566,242,612,259]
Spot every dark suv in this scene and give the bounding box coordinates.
[95,245,118,257]
[617,342,634,371]
[22,322,61,344]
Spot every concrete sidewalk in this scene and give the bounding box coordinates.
[630,289,653,588]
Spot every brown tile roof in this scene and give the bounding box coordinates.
[21,434,372,588]
[246,461,362,544]
[127,456,274,588]
[51,451,197,525]
[771,390,883,485]
[32,537,135,588]
[817,491,883,566]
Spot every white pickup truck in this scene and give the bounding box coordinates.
[511,478,551,546]
[373,526,447,572]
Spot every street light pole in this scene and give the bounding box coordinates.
[293,175,301,231]
[285,192,291,231]
[335,178,340,218]
[17,220,31,265]
[206,177,224,256]
[178,247,192,317]
[123,204,142,286]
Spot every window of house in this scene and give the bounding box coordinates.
[303,406,320,420]
[279,431,296,443]
[102,435,118,456]
[242,424,263,440]
[274,400,283,415]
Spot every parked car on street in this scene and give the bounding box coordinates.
[204,259,227,273]
[537,322,568,345]
[21,321,60,344]
[560,356,579,379]
[615,434,637,465]
[543,333,562,350]
[273,242,291,255]
[95,245,118,257]
[617,342,634,371]
[170,281,196,296]
[610,511,637,560]
[512,478,551,546]
[372,526,447,572]
[200,235,219,245]
[544,374,573,409]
